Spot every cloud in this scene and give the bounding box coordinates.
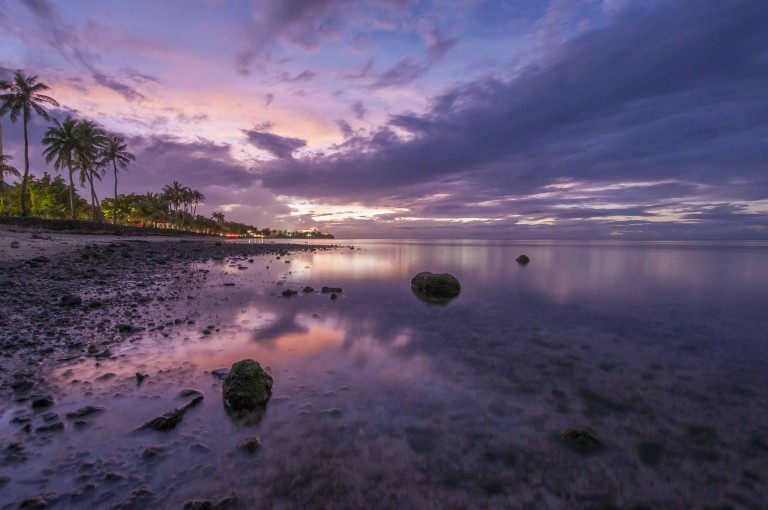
[242,129,307,159]
[264,93,274,106]
[93,73,145,102]
[255,0,768,223]
[351,101,366,120]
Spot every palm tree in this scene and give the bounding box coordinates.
[0,71,59,216]
[73,119,107,221]
[0,154,20,212]
[191,189,205,217]
[162,180,185,228]
[0,154,20,189]
[99,135,135,225]
[42,116,80,219]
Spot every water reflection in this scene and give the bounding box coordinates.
[2,240,767,509]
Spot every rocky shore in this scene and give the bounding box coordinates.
[0,226,330,411]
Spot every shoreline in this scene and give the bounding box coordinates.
[0,225,334,397]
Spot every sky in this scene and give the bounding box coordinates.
[0,0,766,239]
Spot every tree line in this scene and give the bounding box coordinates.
[0,70,333,238]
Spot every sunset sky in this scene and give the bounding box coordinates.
[1,0,766,238]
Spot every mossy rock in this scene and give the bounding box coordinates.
[222,360,273,411]
[410,272,461,302]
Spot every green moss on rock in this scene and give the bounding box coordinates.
[222,359,273,411]
[411,272,461,300]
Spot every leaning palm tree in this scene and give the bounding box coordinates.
[73,119,107,221]
[99,135,134,225]
[190,189,205,217]
[0,71,59,216]
[42,116,80,219]
[0,154,20,190]
[0,154,20,211]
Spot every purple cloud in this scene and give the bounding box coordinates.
[243,129,307,159]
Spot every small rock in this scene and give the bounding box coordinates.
[36,422,65,433]
[117,324,144,334]
[136,372,147,384]
[558,428,603,454]
[302,286,314,293]
[281,289,298,297]
[183,500,213,510]
[222,359,273,411]
[410,272,461,300]
[237,437,261,452]
[321,286,342,294]
[65,406,106,419]
[211,368,229,380]
[138,395,204,431]
[31,395,54,409]
[330,293,338,300]
[60,294,82,307]
[176,388,204,399]
[141,445,167,459]
[516,254,530,264]
[190,443,211,453]
[215,493,240,509]
[95,373,116,381]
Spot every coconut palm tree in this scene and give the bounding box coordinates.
[42,116,80,219]
[73,119,107,221]
[99,135,135,225]
[190,189,205,217]
[0,71,59,216]
[162,180,185,228]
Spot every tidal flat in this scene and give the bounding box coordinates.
[1,233,767,509]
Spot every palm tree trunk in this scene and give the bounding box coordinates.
[113,161,118,225]
[67,166,76,220]
[20,113,30,217]
[86,169,97,222]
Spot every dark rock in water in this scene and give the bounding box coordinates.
[19,491,59,509]
[183,500,213,510]
[238,436,261,452]
[12,379,33,393]
[36,421,65,433]
[190,443,211,453]
[136,372,147,384]
[60,294,82,307]
[30,256,50,263]
[515,254,530,264]
[117,323,144,334]
[558,428,603,455]
[65,406,105,419]
[176,388,204,399]
[211,368,229,380]
[31,395,54,409]
[321,286,342,294]
[138,395,204,432]
[215,493,240,509]
[222,359,273,411]
[410,272,461,303]
[330,293,338,300]
[302,286,314,293]
[223,282,235,287]
[95,373,116,381]
[281,289,298,297]
[142,445,167,460]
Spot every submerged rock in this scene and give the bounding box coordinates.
[515,254,530,264]
[138,395,204,432]
[410,272,461,302]
[321,286,342,294]
[238,436,261,452]
[302,286,314,293]
[222,359,273,411]
[183,500,213,510]
[558,428,603,455]
[65,406,105,419]
[281,289,298,297]
[60,294,82,307]
[31,395,54,409]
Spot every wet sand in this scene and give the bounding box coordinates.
[0,226,336,508]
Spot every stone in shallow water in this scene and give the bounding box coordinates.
[410,272,461,303]
[238,437,261,452]
[558,428,603,455]
[222,359,273,411]
[515,254,530,264]
[65,405,105,419]
[138,395,204,431]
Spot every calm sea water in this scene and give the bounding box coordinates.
[2,240,767,509]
